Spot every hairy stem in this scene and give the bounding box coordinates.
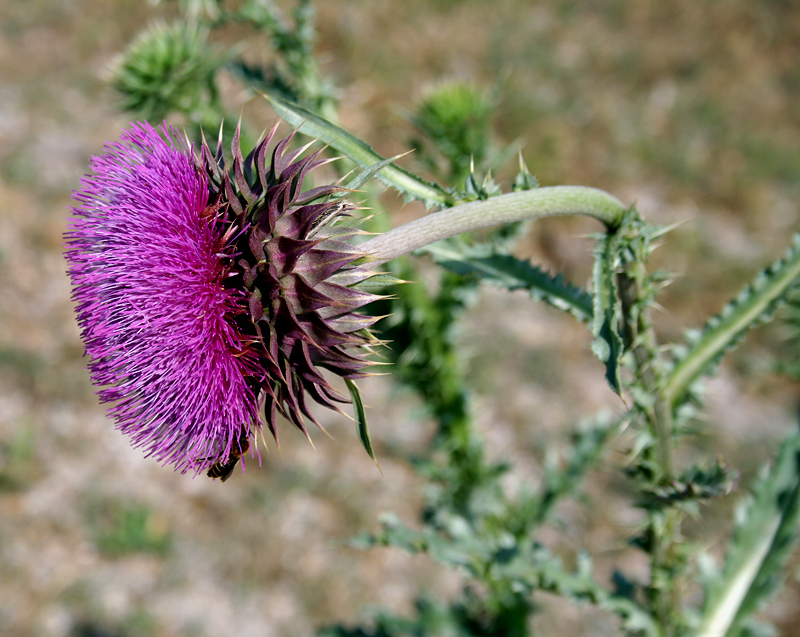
[618,259,678,636]
[359,187,627,264]
[617,271,674,480]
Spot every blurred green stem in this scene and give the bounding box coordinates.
[617,270,674,481]
[619,261,678,636]
[359,186,627,264]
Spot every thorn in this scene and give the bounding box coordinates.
[315,420,335,440]
[303,429,318,452]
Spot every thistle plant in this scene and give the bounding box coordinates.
[65,1,800,635]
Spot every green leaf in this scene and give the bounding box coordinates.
[263,92,457,208]
[424,240,593,322]
[591,231,624,395]
[535,421,618,524]
[369,515,658,635]
[351,272,406,290]
[640,458,738,508]
[345,378,379,468]
[512,154,539,192]
[665,234,800,411]
[698,426,800,637]
[337,154,407,196]
[462,164,502,200]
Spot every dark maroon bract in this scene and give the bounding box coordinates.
[65,122,378,476]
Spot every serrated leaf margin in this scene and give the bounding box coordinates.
[424,241,593,322]
[665,235,800,410]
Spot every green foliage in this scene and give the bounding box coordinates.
[666,232,800,412]
[345,377,378,467]
[409,82,494,186]
[345,418,651,636]
[224,0,338,118]
[374,263,475,443]
[639,459,739,509]
[319,593,531,637]
[111,21,223,127]
[112,0,337,136]
[698,426,800,637]
[424,240,593,323]
[591,206,665,397]
[112,2,800,634]
[535,421,618,524]
[591,230,625,394]
[264,92,457,209]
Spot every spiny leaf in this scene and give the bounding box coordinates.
[462,163,502,201]
[665,234,800,411]
[698,426,800,637]
[263,92,457,209]
[591,230,624,395]
[356,514,657,636]
[351,272,407,290]
[424,241,593,322]
[639,459,739,509]
[337,154,407,196]
[345,378,379,469]
[512,154,539,192]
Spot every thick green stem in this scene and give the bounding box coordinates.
[359,187,627,264]
[618,258,678,636]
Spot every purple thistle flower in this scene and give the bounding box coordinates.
[66,121,381,478]
[66,122,261,474]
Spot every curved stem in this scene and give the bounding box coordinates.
[359,186,627,265]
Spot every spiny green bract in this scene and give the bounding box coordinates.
[199,122,385,442]
[410,82,493,185]
[111,21,222,123]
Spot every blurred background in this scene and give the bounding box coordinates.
[1,0,799,635]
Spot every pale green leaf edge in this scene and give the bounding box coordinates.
[591,231,624,395]
[697,426,800,637]
[665,234,800,410]
[338,154,404,196]
[263,92,456,209]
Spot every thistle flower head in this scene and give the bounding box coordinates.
[112,22,221,123]
[66,121,378,476]
[201,123,382,441]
